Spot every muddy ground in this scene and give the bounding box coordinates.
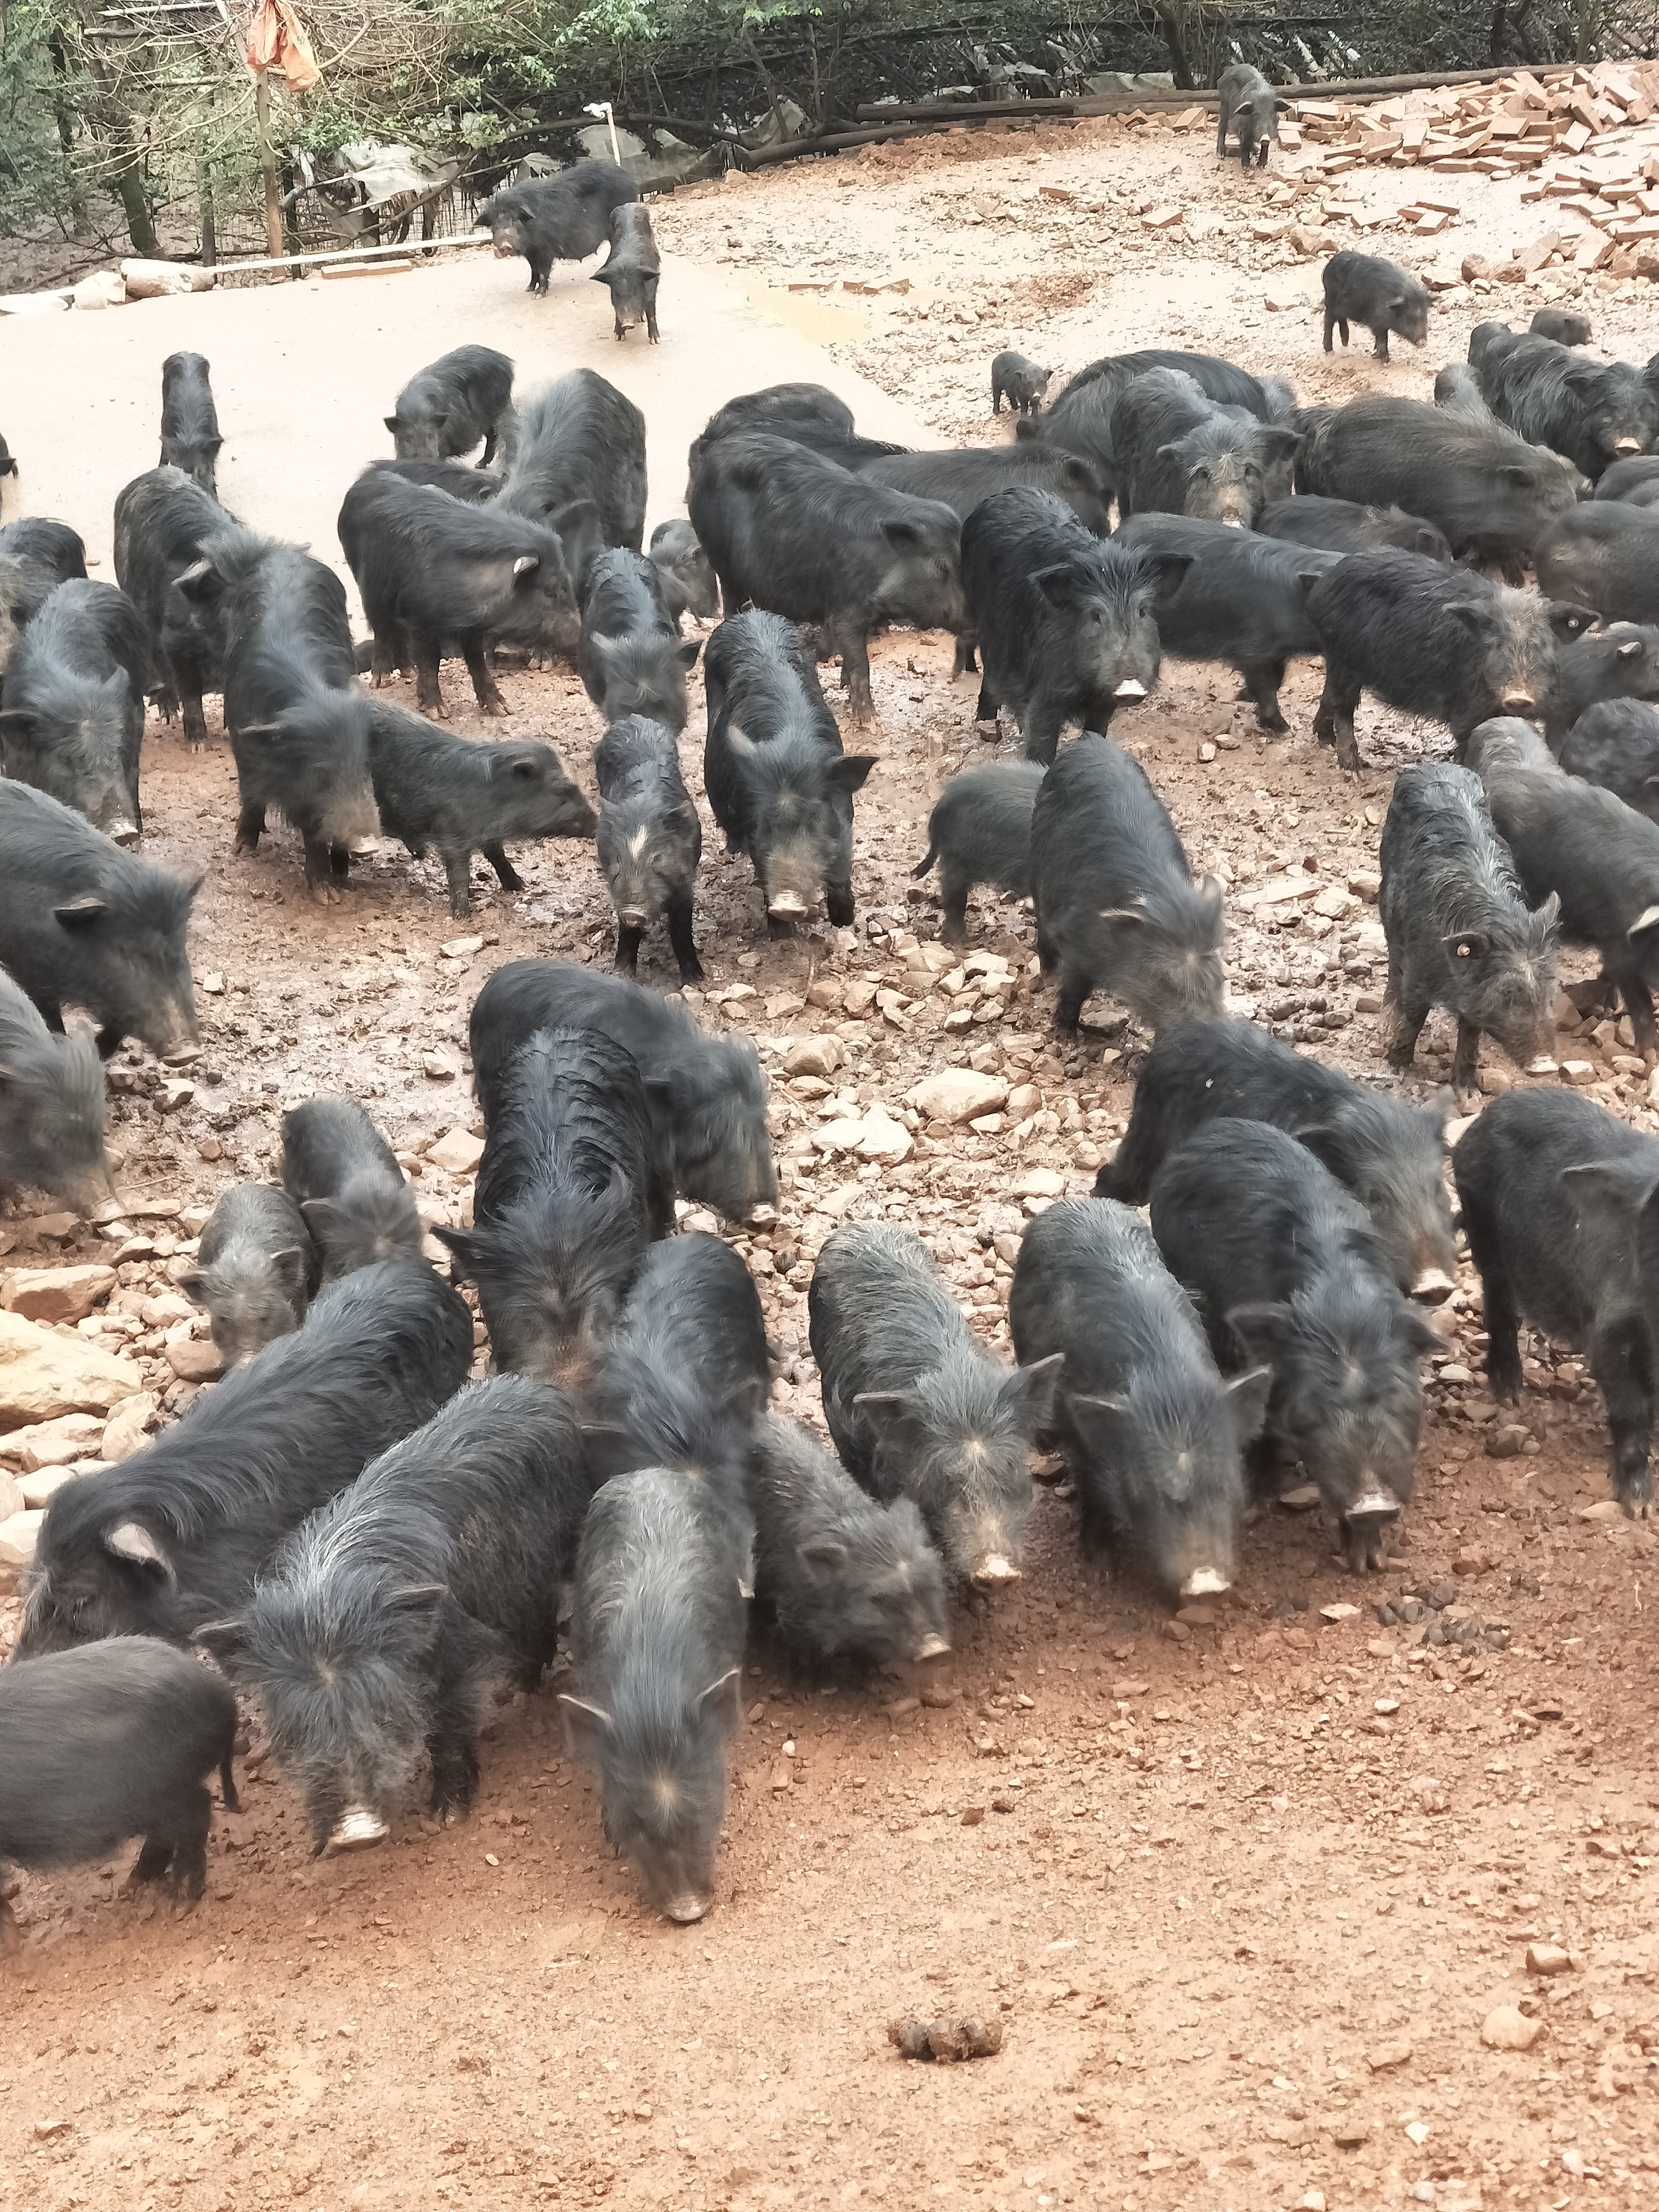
[4,112,1659,2212]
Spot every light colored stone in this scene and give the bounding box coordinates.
[1277,1482,1321,1511]
[25,1212,80,1243]
[0,292,71,316]
[0,1467,21,1518]
[440,935,484,960]
[1526,1941,1574,1976]
[783,1036,844,1079]
[0,1508,45,1566]
[121,257,214,300]
[165,1338,224,1383]
[20,1462,96,1507]
[139,1292,193,1327]
[1366,2041,1413,2072]
[1014,1167,1065,1199]
[1481,2004,1543,2051]
[0,1411,106,1470]
[422,1052,459,1081]
[857,1107,913,1166]
[1006,1084,1042,1121]
[428,1128,485,1176]
[100,1391,158,1462]
[71,269,127,310]
[1320,1602,1361,1622]
[906,1069,1010,1125]
[814,1117,869,1155]
[0,1310,144,1433]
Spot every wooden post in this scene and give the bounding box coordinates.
[253,70,283,261]
[199,152,216,267]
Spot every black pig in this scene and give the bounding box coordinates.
[1096,1017,1455,1295]
[1010,1199,1271,1599]
[475,159,638,293]
[386,344,513,465]
[1378,761,1560,1101]
[0,578,146,842]
[1560,697,1659,819]
[593,713,703,980]
[15,1262,473,1656]
[180,1183,319,1368]
[809,1221,1061,1587]
[158,351,222,494]
[593,202,660,341]
[199,1376,588,1851]
[1455,1086,1659,1515]
[1534,505,1659,628]
[494,369,647,553]
[703,609,876,929]
[0,1638,238,1920]
[469,959,777,1222]
[0,779,198,1060]
[991,351,1051,415]
[1149,1120,1438,1572]
[747,1414,950,1673]
[579,549,698,732]
[962,488,1179,760]
[368,698,593,916]
[1030,732,1225,1034]
[279,1098,425,1281]
[912,758,1045,947]
[561,1466,746,1923]
[1307,546,1593,769]
[1216,62,1279,168]
[0,963,113,1215]
[1322,251,1430,363]
[113,468,232,748]
[648,518,720,623]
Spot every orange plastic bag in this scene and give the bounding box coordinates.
[245,0,321,94]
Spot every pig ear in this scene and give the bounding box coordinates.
[695,1667,744,1740]
[1442,929,1492,961]
[558,1695,613,1766]
[193,1616,248,1664]
[235,721,285,742]
[1097,903,1147,926]
[1617,637,1644,662]
[1533,890,1562,934]
[1628,903,1659,941]
[722,720,757,758]
[511,556,540,584]
[429,1223,481,1280]
[383,416,402,434]
[1001,1350,1064,1437]
[797,1536,850,1579]
[853,1390,927,1458]
[1444,601,1495,637]
[1291,1121,1353,1184]
[1141,551,1192,601]
[1224,1301,1296,1366]
[1401,1306,1445,1360]
[387,1583,446,1619]
[271,1245,310,1296]
[1562,1157,1659,1235]
[172,558,221,603]
[0,708,40,743]
[1225,1365,1274,1444]
[880,519,925,550]
[721,1375,768,1428]
[1546,601,1597,641]
[825,754,877,795]
[177,1268,206,1300]
[53,895,109,933]
[1030,562,1078,609]
[104,1520,174,1581]
[675,638,701,669]
[1295,568,1327,599]
[1065,1391,1132,1461]
[589,268,615,289]
[1260,427,1303,461]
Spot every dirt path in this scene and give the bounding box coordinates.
[4,122,1659,2212]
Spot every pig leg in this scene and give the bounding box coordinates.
[180,683,209,749]
[234,798,266,854]
[667,892,704,983]
[1053,959,1091,1032]
[826,879,855,929]
[1380,953,1428,1068]
[427,1701,482,1821]
[1451,1015,1484,1103]
[953,634,980,677]
[413,643,448,720]
[482,841,524,893]
[1373,328,1391,363]
[1312,659,1364,771]
[1461,1203,1522,1403]
[1215,103,1229,159]
[645,281,660,344]
[301,829,340,903]
[167,1798,212,1905]
[1034,901,1057,974]
[1589,1318,1654,1515]
[1022,701,1065,766]
[974,674,998,721]
[461,638,507,716]
[130,1836,175,1885]
[939,866,972,949]
[1238,658,1289,733]
[440,849,475,918]
[1322,303,1337,354]
[836,628,875,725]
[481,423,499,468]
[1620,974,1659,1057]
[613,921,642,974]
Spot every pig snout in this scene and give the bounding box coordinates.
[972,1552,1020,1586]
[1614,437,1643,454]
[325,1806,389,1854]
[1341,1491,1402,1574]
[913,1633,951,1662]
[106,817,141,848]
[617,905,650,930]
[661,1890,713,1925]
[1179,1567,1231,1599]
[1114,678,1147,700]
[767,890,809,920]
[1499,691,1537,715]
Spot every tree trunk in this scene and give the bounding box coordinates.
[1153,3,1196,92]
[109,144,160,257]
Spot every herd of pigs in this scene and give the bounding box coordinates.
[8,150,1659,1933]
